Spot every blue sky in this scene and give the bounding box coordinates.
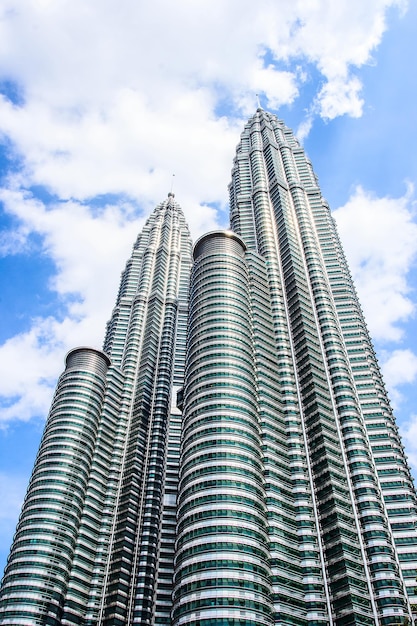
[1,0,417,577]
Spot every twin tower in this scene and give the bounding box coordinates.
[1,110,417,626]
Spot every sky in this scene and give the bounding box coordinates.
[0,0,417,578]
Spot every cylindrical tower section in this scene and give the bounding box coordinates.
[0,348,110,626]
[173,231,274,626]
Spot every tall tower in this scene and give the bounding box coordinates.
[0,194,192,626]
[173,110,417,626]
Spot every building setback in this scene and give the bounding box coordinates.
[1,110,417,625]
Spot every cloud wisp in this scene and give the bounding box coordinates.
[333,185,417,343]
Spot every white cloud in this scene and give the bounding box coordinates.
[0,317,65,424]
[333,185,417,342]
[380,349,417,407]
[0,90,241,203]
[0,186,145,316]
[382,349,417,388]
[0,472,27,549]
[400,414,417,471]
[265,0,405,124]
[317,75,364,120]
[0,0,406,197]
[0,473,25,519]
[296,116,314,143]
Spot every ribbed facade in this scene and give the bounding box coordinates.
[225,108,417,624]
[0,347,115,625]
[1,112,417,626]
[0,194,192,626]
[173,232,274,625]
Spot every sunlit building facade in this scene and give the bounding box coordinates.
[0,194,193,625]
[1,111,417,626]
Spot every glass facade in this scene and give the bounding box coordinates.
[0,194,192,625]
[1,112,417,626]
[226,109,417,625]
[173,231,274,626]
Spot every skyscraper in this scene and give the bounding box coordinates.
[226,110,417,617]
[0,194,193,625]
[1,110,417,626]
